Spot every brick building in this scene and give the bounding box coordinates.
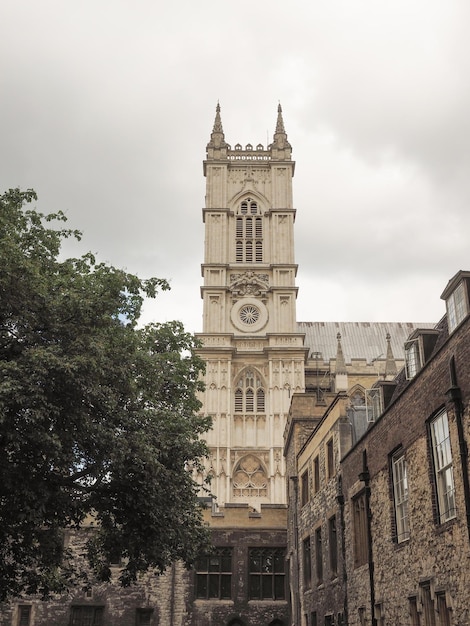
[286,270,470,626]
[341,270,470,626]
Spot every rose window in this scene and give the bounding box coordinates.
[240,305,260,325]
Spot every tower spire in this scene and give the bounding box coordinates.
[206,102,228,155]
[275,102,286,134]
[271,102,292,158]
[213,102,224,134]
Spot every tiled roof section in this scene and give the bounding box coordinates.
[298,321,436,364]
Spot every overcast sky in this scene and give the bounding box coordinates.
[2,0,469,333]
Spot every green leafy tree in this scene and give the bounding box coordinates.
[0,189,211,600]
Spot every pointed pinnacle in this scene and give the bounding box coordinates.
[275,103,286,134]
[212,102,224,134]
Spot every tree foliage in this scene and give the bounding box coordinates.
[0,189,211,600]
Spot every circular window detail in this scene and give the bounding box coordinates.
[240,305,260,325]
[230,298,268,333]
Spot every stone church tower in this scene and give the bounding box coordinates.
[196,104,307,511]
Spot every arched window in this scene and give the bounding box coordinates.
[234,369,265,413]
[236,198,263,263]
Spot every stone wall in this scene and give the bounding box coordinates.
[341,315,470,625]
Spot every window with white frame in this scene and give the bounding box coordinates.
[446,280,468,333]
[391,449,410,542]
[404,339,421,379]
[430,410,456,523]
[236,199,263,263]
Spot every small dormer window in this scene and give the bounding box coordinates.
[404,330,439,380]
[446,280,467,333]
[441,270,470,334]
[404,339,421,379]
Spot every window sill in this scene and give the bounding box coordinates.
[248,599,288,605]
[194,599,234,605]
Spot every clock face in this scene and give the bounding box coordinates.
[231,298,268,332]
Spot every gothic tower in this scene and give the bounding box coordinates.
[196,104,307,511]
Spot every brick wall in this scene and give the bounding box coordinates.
[341,316,470,625]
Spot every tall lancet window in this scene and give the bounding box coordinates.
[235,199,263,263]
[234,369,265,413]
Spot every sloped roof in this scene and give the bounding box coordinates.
[298,321,436,364]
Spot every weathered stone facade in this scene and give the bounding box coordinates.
[286,271,470,626]
[1,522,192,626]
[341,283,470,626]
[285,394,351,626]
[191,505,289,626]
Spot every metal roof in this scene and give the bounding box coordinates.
[298,321,436,364]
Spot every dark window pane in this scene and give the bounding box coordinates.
[250,551,261,572]
[221,554,231,571]
[196,556,208,571]
[262,576,273,599]
[249,576,261,599]
[196,574,208,598]
[18,606,31,626]
[208,574,220,597]
[220,575,231,599]
[209,556,220,571]
[274,550,285,572]
[274,575,285,599]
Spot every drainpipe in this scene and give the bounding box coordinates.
[446,355,470,543]
[336,475,348,626]
[359,450,376,626]
[290,476,301,626]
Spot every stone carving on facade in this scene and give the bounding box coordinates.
[228,168,271,185]
[233,454,268,498]
[230,271,269,301]
[220,365,228,386]
[236,340,265,351]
